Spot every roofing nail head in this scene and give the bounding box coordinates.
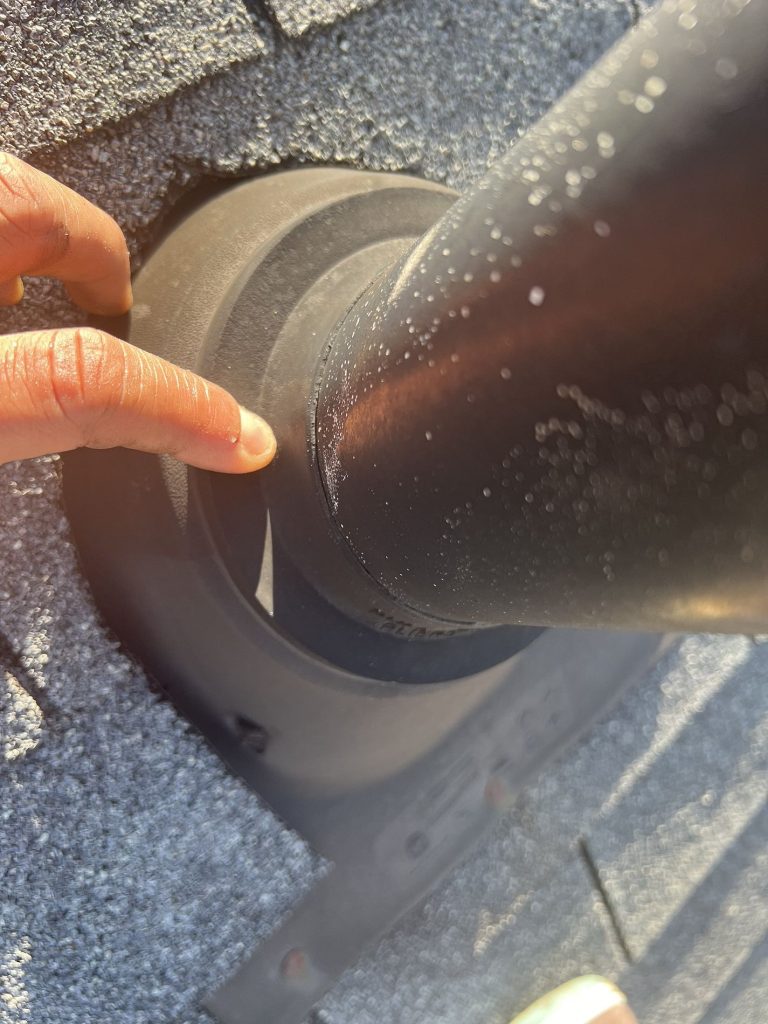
[280,948,309,982]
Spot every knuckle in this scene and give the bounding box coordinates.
[0,151,33,203]
[0,327,124,447]
[0,152,69,266]
[37,216,71,267]
[68,325,112,368]
[48,327,121,421]
[0,332,24,393]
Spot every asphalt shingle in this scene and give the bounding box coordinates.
[621,805,768,1024]
[317,850,627,1024]
[0,457,322,1024]
[0,0,264,155]
[264,0,381,36]
[315,637,768,1024]
[588,640,768,960]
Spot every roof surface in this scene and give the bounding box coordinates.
[1,1,766,1023]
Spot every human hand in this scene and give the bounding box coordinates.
[0,152,276,472]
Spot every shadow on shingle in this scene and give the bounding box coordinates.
[620,802,768,1024]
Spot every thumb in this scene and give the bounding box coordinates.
[0,327,276,471]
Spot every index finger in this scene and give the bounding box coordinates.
[0,151,132,315]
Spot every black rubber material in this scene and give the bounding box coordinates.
[196,176,543,679]
[316,0,768,634]
[65,169,541,685]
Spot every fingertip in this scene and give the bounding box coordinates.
[0,276,24,306]
[237,407,277,471]
[184,411,276,474]
[66,279,133,316]
[119,280,134,314]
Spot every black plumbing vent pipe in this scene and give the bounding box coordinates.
[316,0,768,634]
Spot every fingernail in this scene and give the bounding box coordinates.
[66,279,133,316]
[239,407,277,462]
[508,976,634,1024]
[120,280,134,313]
